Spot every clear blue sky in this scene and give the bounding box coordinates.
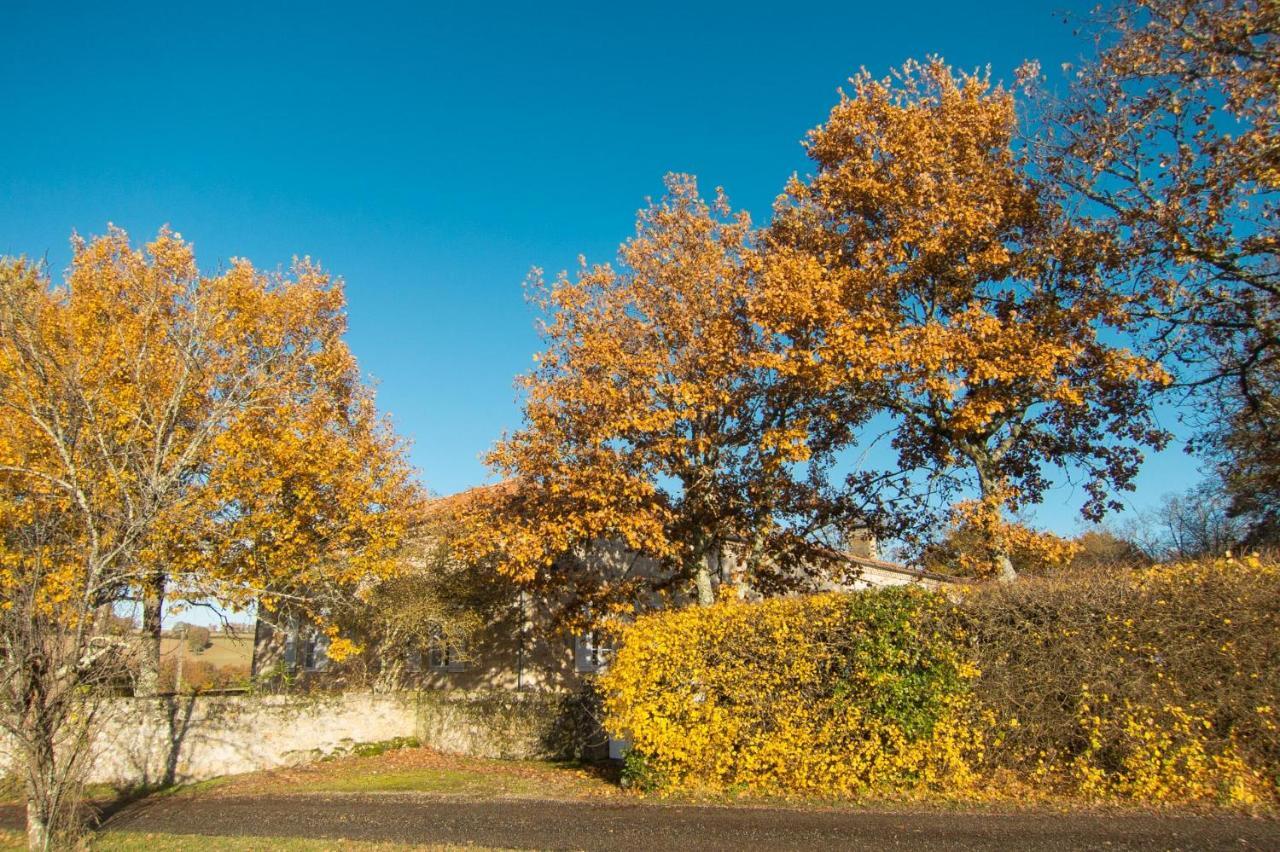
[0,0,1203,537]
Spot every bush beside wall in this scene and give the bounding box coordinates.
[601,556,1280,805]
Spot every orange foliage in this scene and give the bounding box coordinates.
[757,59,1170,577]
[458,176,849,619]
[0,228,418,622]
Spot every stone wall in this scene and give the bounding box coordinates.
[0,689,610,788]
[416,689,608,761]
[75,692,417,786]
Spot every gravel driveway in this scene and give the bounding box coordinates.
[69,793,1280,850]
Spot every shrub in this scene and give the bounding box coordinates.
[601,587,981,796]
[186,626,211,654]
[958,554,1279,804]
[602,556,1279,805]
[620,749,665,792]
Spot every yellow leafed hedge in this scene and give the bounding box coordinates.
[601,556,1280,805]
[601,587,983,796]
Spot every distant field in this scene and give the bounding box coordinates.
[159,633,253,668]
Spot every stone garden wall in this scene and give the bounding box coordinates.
[416,689,608,761]
[0,688,606,787]
[1,692,418,786]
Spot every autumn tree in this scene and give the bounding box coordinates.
[104,232,419,695]
[0,230,415,848]
[1047,0,1278,402]
[186,626,212,654]
[1034,0,1278,543]
[1066,528,1152,573]
[461,176,858,619]
[920,517,1079,579]
[756,60,1170,580]
[1201,364,1280,546]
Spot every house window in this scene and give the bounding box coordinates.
[575,630,613,673]
[297,631,329,671]
[299,635,318,670]
[427,632,468,673]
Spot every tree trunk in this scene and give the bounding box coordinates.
[694,555,715,607]
[25,798,49,852]
[971,452,1018,583]
[136,570,165,697]
[24,696,57,851]
[722,543,749,600]
[995,552,1017,584]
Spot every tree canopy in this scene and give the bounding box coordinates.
[0,230,418,846]
[458,176,861,618]
[755,59,1170,579]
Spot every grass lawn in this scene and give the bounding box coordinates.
[0,830,499,850]
[160,634,252,669]
[173,747,621,800]
[0,747,619,810]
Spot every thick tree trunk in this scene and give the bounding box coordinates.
[136,571,165,697]
[971,452,1018,583]
[694,555,715,606]
[995,552,1017,584]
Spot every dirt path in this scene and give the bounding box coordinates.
[48,793,1280,850]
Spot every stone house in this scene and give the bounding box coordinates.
[410,546,957,694]
[251,485,958,691]
[394,486,957,693]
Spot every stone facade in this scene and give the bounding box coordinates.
[414,546,959,696]
[0,690,606,786]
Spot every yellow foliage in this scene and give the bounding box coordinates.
[0,229,419,625]
[601,588,983,797]
[602,558,1279,806]
[756,57,1170,571]
[458,176,848,618]
[1067,696,1265,804]
[935,497,1079,578]
[324,637,364,663]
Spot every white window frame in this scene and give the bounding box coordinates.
[297,630,330,672]
[575,630,613,673]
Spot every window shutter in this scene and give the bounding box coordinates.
[310,633,330,671]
